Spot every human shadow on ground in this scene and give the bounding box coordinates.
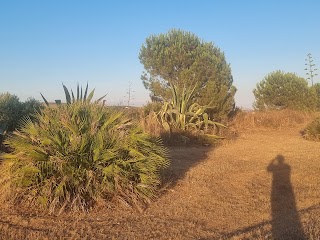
[266,154,305,240]
[219,154,311,239]
[218,203,320,239]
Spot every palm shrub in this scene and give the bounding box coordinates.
[303,118,320,141]
[2,84,169,213]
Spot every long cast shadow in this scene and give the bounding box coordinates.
[267,154,305,239]
[218,203,320,239]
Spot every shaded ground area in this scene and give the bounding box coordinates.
[1,127,320,239]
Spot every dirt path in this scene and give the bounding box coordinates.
[1,127,320,239]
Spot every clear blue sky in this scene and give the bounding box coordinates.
[1,1,319,108]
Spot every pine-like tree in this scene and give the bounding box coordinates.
[139,29,236,120]
[253,70,316,110]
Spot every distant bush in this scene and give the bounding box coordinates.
[0,93,22,132]
[0,93,42,131]
[0,93,42,151]
[253,70,316,111]
[21,98,43,119]
[303,118,320,141]
[1,85,169,213]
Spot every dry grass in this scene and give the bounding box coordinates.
[229,109,320,132]
[139,110,163,137]
[1,113,320,239]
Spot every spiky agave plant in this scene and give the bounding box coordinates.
[158,83,225,135]
[2,84,169,213]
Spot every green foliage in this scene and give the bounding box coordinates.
[0,93,42,132]
[21,98,43,119]
[253,70,316,110]
[310,83,320,110]
[139,29,236,119]
[0,93,22,132]
[0,93,42,151]
[158,83,224,135]
[3,85,168,213]
[303,118,320,141]
[41,83,107,106]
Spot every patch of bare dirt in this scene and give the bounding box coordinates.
[1,127,320,239]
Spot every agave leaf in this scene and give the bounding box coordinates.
[162,121,171,132]
[77,84,80,101]
[86,89,95,103]
[189,102,201,112]
[62,84,71,104]
[40,93,49,107]
[185,83,198,105]
[167,108,180,115]
[83,83,89,101]
[203,113,209,128]
[186,112,197,117]
[195,106,207,116]
[96,93,107,103]
[71,90,75,103]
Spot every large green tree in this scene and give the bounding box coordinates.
[253,70,316,110]
[139,29,236,119]
[310,83,320,110]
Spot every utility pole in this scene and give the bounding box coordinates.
[125,81,135,107]
[304,53,318,86]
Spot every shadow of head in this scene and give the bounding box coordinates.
[275,154,285,164]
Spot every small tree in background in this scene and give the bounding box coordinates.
[139,29,236,120]
[253,70,316,111]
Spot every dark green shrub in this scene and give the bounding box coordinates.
[303,118,320,141]
[253,70,316,110]
[21,98,43,119]
[2,85,169,213]
[0,93,22,132]
[0,94,42,151]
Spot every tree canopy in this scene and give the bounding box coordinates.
[253,70,316,110]
[139,29,236,119]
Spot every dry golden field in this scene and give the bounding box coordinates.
[1,117,320,239]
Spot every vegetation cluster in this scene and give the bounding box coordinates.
[0,29,320,220]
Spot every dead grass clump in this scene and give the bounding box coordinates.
[302,117,320,142]
[139,111,163,137]
[230,109,320,131]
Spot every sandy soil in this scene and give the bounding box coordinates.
[1,127,320,239]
